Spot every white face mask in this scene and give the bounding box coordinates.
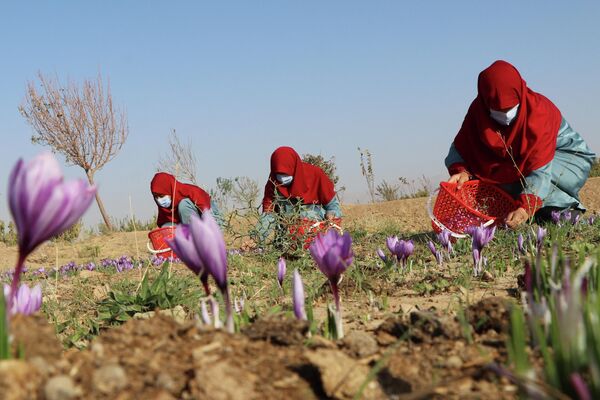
[490,104,520,126]
[275,174,293,186]
[155,195,172,208]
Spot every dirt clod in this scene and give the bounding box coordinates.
[44,375,82,400]
[342,330,379,358]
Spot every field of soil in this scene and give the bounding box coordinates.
[0,177,599,399]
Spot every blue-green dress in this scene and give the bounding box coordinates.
[445,118,596,211]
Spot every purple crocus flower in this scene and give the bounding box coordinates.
[561,210,572,223]
[571,213,580,225]
[3,283,42,316]
[588,215,596,225]
[376,248,387,262]
[277,257,286,288]
[427,241,442,265]
[309,229,353,312]
[292,269,307,321]
[550,210,561,224]
[172,211,232,332]
[395,240,415,268]
[570,373,591,400]
[167,224,210,295]
[7,153,95,305]
[536,226,547,252]
[386,236,398,254]
[437,229,453,253]
[517,233,526,255]
[467,225,495,276]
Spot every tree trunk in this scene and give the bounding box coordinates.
[86,171,114,231]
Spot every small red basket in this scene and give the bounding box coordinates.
[428,181,517,237]
[147,227,177,259]
[289,218,343,249]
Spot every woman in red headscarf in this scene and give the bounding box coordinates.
[150,172,223,227]
[255,146,341,244]
[445,60,595,228]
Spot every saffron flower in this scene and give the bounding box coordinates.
[168,224,210,295]
[427,241,442,265]
[386,236,398,254]
[309,229,353,338]
[8,153,95,307]
[550,210,561,224]
[376,248,387,262]
[517,233,526,255]
[437,229,453,254]
[292,269,307,320]
[395,240,415,268]
[467,225,496,276]
[169,212,233,332]
[588,215,596,225]
[277,257,286,289]
[536,226,547,253]
[3,284,42,316]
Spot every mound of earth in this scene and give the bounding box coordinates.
[1,298,520,399]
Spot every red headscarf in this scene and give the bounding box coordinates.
[453,60,562,184]
[261,147,336,212]
[150,172,211,226]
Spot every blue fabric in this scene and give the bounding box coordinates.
[255,196,342,243]
[445,118,596,211]
[160,198,225,227]
[500,119,595,210]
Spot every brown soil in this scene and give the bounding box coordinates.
[1,300,518,400]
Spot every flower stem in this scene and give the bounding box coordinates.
[330,282,344,339]
[8,253,27,311]
[223,287,234,334]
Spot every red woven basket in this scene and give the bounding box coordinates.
[429,181,516,237]
[147,227,177,259]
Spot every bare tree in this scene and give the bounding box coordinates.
[19,72,128,230]
[156,129,198,184]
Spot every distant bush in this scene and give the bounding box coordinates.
[591,158,600,178]
[0,221,18,246]
[54,220,82,242]
[302,153,345,194]
[375,176,431,202]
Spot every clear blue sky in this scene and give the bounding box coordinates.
[1,1,599,226]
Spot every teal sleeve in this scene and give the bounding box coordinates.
[209,200,226,228]
[444,142,465,169]
[323,197,342,217]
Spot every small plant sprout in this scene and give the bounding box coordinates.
[277,257,286,290]
[467,225,495,276]
[168,224,210,295]
[8,152,95,308]
[395,240,415,268]
[169,212,233,333]
[292,269,307,321]
[3,284,42,316]
[309,229,353,339]
[427,241,442,265]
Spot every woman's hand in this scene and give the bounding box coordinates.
[447,171,471,190]
[505,207,529,229]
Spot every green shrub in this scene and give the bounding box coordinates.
[591,158,600,178]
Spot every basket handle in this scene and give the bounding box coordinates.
[426,185,494,239]
[147,241,173,255]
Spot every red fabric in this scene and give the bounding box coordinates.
[150,173,211,226]
[261,147,336,212]
[453,60,562,185]
[516,194,543,216]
